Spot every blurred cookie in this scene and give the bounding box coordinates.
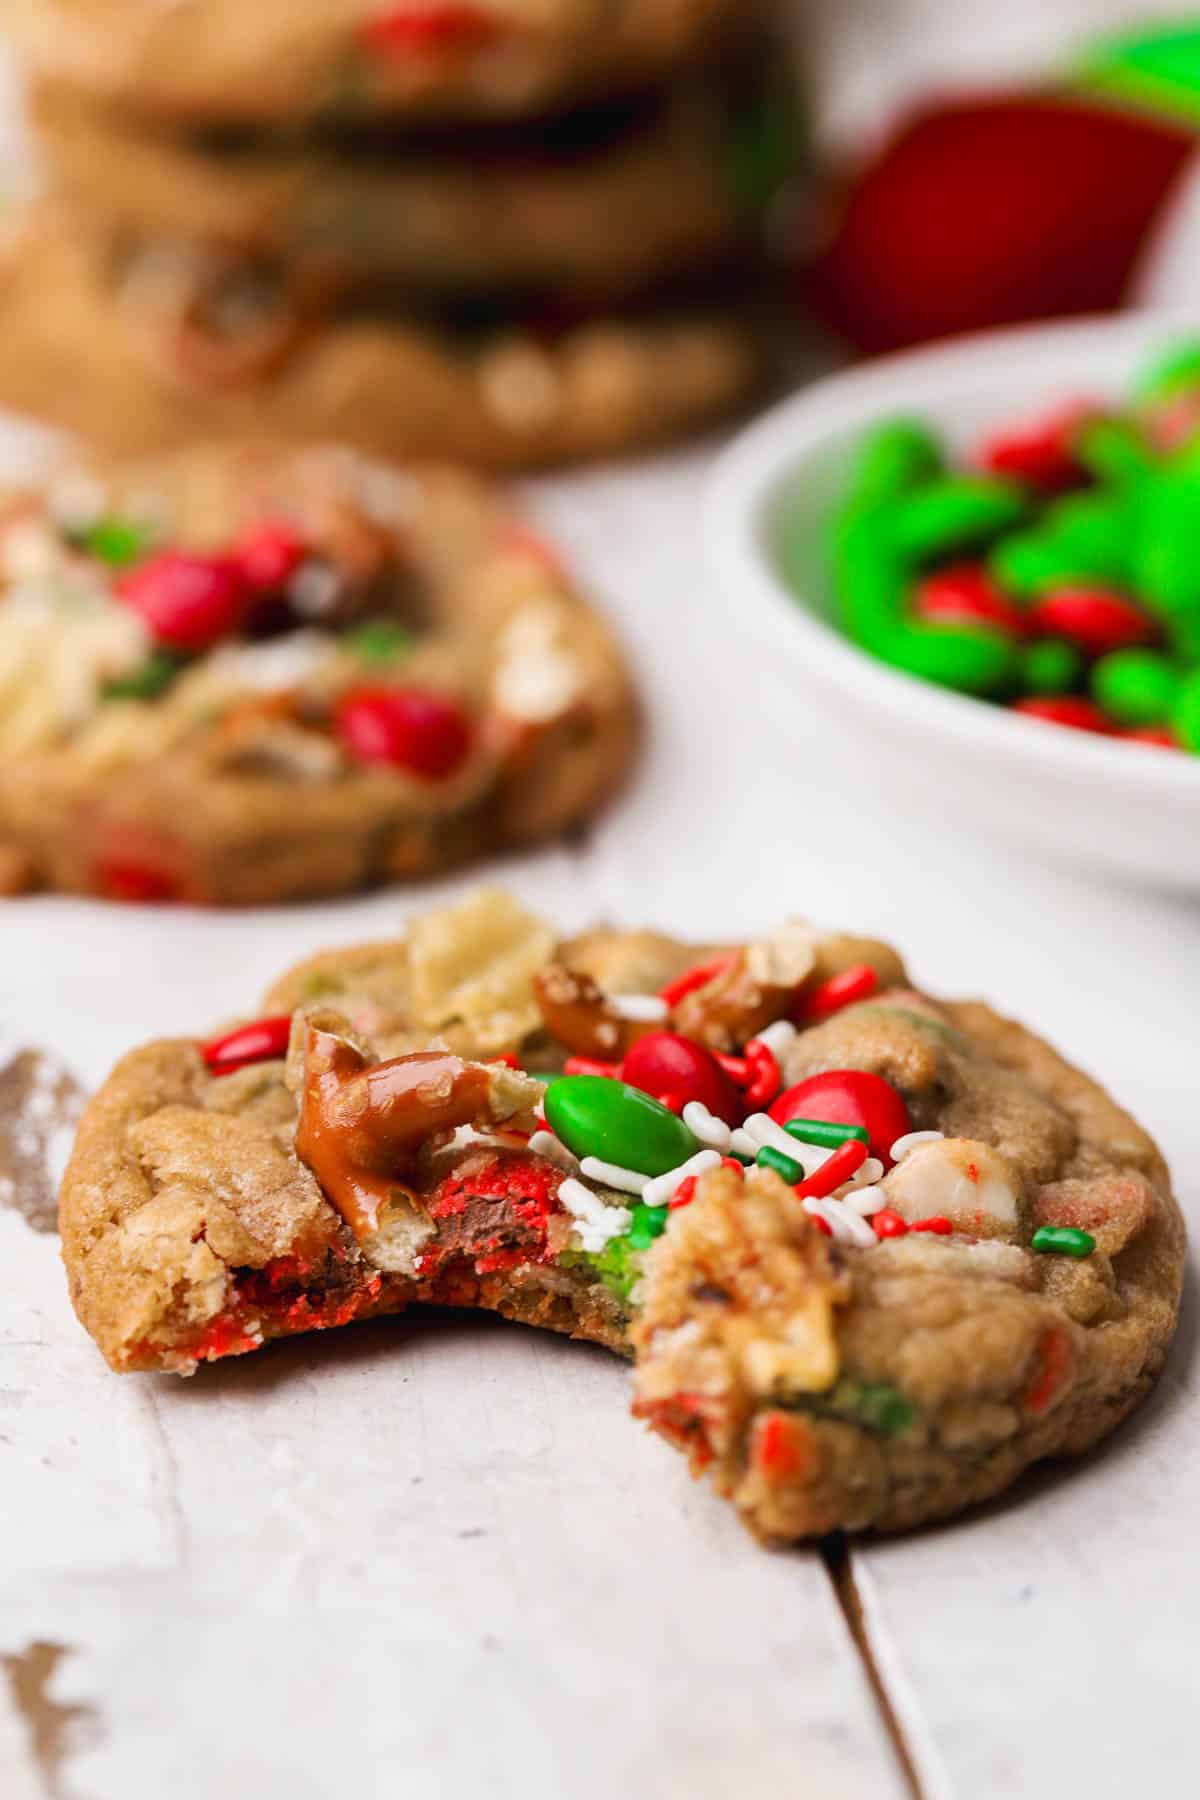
[0,218,763,467]
[5,0,747,126]
[0,444,636,903]
[32,73,790,304]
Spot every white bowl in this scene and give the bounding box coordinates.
[707,315,1200,891]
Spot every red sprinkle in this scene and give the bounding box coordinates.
[808,1212,833,1236]
[799,963,881,1021]
[913,565,1028,637]
[1030,587,1154,655]
[658,953,738,1010]
[753,1411,812,1480]
[977,402,1095,492]
[563,1055,623,1078]
[741,1039,781,1110]
[334,685,473,778]
[488,1053,520,1069]
[117,551,248,652]
[203,1014,292,1076]
[910,1215,954,1235]
[794,1138,868,1200]
[361,4,500,56]
[1011,695,1116,734]
[719,1157,746,1178]
[669,1176,699,1210]
[871,1208,910,1238]
[233,519,307,592]
[1023,1324,1073,1414]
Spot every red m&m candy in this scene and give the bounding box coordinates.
[117,551,248,652]
[334,686,473,779]
[770,1070,912,1166]
[1011,696,1115,734]
[913,565,1028,637]
[1029,588,1154,656]
[622,1033,742,1126]
[234,519,307,592]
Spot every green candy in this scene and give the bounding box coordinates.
[1133,336,1200,402]
[80,515,155,568]
[990,524,1125,599]
[1132,470,1200,617]
[1167,610,1200,663]
[543,1076,697,1178]
[1021,639,1083,697]
[832,509,906,636]
[1031,1225,1096,1259]
[626,1202,670,1252]
[757,1144,804,1184]
[1072,418,1154,488]
[102,650,184,701]
[1040,492,1133,581]
[1171,667,1200,752]
[864,620,1019,696]
[343,619,413,666]
[847,419,944,508]
[784,1118,869,1151]
[1091,650,1181,726]
[888,476,1028,563]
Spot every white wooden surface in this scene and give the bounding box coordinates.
[2,443,1198,1800]
[4,2,1200,1787]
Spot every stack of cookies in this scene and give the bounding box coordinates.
[0,0,801,467]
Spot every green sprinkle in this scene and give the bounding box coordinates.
[1134,334,1200,401]
[788,1378,917,1437]
[80,515,155,568]
[784,1118,869,1150]
[102,650,184,701]
[626,1203,670,1252]
[1072,418,1154,488]
[343,619,413,666]
[1021,639,1083,697]
[757,1144,804,1184]
[1031,1225,1096,1258]
[726,88,806,213]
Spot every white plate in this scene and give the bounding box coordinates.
[707,314,1200,891]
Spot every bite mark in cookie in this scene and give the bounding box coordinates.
[58,889,1185,1537]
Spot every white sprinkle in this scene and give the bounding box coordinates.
[729,1128,760,1160]
[754,1019,798,1062]
[642,1150,722,1210]
[579,1156,649,1196]
[891,1130,945,1161]
[528,1130,580,1174]
[557,1178,632,1254]
[608,994,669,1023]
[843,1184,887,1217]
[742,1112,833,1177]
[805,1197,877,1247]
[682,1101,731,1151]
[841,1156,885,1191]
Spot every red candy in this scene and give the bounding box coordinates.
[977,404,1094,493]
[669,1176,699,1211]
[361,4,499,55]
[334,686,473,778]
[1011,696,1115,735]
[1125,726,1177,749]
[910,1215,954,1235]
[913,565,1029,637]
[95,858,180,904]
[117,551,248,651]
[203,1015,292,1076]
[622,1032,742,1126]
[234,519,307,592]
[771,1070,912,1166]
[799,963,881,1022]
[1030,588,1154,655]
[871,1209,910,1239]
[563,1056,622,1079]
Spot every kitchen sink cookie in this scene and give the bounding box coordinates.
[59,890,1184,1538]
[0,451,635,902]
[32,65,796,305]
[4,0,746,126]
[0,218,762,467]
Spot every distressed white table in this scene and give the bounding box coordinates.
[1,436,1196,1800]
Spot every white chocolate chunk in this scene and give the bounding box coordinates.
[883,1138,1021,1237]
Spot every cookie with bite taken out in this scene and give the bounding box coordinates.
[58,890,1184,1540]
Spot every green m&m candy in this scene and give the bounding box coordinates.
[543,1076,697,1177]
[888,476,1028,563]
[1091,649,1181,726]
[847,418,944,508]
